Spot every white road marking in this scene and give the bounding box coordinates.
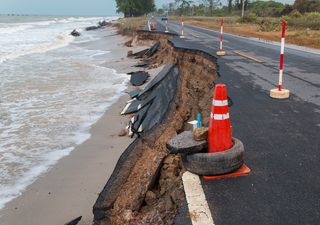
[182,171,215,225]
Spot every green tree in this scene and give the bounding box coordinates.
[202,0,221,16]
[248,0,285,17]
[175,0,193,15]
[293,0,320,13]
[228,0,233,13]
[115,0,155,17]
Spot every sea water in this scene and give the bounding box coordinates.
[0,16,127,210]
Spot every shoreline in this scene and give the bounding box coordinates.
[0,95,133,225]
[0,28,146,225]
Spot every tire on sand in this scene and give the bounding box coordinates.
[182,138,244,176]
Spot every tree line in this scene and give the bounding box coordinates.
[115,0,155,17]
[159,0,320,17]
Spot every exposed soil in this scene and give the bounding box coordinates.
[94,26,218,225]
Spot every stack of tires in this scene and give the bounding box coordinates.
[166,130,244,176]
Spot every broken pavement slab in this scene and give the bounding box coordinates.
[166,131,207,154]
[144,42,160,57]
[126,89,141,99]
[121,93,156,115]
[134,61,149,68]
[129,71,149,86]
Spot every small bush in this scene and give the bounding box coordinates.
[280,4,294,16]
[258,19,282,32]
[238,13,258,23]
[286,12,320,30]
[289,9,302,18]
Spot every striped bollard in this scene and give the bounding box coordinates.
[216,18,226,56]
[270,20,290,99]
[147,20,151,31]
[180,16,185,38]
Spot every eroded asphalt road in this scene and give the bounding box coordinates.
[156,20,320,225]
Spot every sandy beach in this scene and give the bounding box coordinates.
[0,27,147,225]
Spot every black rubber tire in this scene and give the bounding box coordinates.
[182,138,244,176]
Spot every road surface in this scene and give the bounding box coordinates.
[156,19,320,225]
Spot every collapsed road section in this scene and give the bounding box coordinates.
[93,29,219,225]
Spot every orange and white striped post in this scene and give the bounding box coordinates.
[216,18,226,56]
[180,16,185,38]
[270,20,290,99]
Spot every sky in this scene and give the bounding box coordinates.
[0,0,295,16]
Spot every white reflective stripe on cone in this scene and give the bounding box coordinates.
[212,99,228,106]
[211,113,230,120]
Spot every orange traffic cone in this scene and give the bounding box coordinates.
[208,84,232,153]
[205,84,251,180]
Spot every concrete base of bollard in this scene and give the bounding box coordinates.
[216,50,226,56]
[165,30,169,33]
[180,35,185,38]
[270,88,290,99]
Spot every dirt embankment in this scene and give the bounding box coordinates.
[94,28,218,225]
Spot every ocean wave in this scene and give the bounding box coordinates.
[28,20,57,26]
[0,32,75,64]
[58,17,103,24]
[0,147,74,210]
[0,65,128,210]
[0,24,33,34]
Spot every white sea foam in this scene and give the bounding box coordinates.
[0,16,111,64]
[0,32,75,64]
[0,16,125,211]
[0,147,74,210]
[0,24,33,34]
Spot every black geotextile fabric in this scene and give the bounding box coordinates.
[132,48,148,58]
[138,64,175,98]
[93,65,180,222]
[124,65,179,134]
[144,42,160,57]
[138,65,179,132]
[131,102,153,132]
[93,138,141,221]
[126,89,141,99]
[121,92,156,115]
[122,65,176,115]
[131,42,159,59]
[129,71,149,86]
[134,61,149,68]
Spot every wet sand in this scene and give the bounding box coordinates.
[0,28,148,225]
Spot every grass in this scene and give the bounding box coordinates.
[117,16,148,30]
[169,16,320,49]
